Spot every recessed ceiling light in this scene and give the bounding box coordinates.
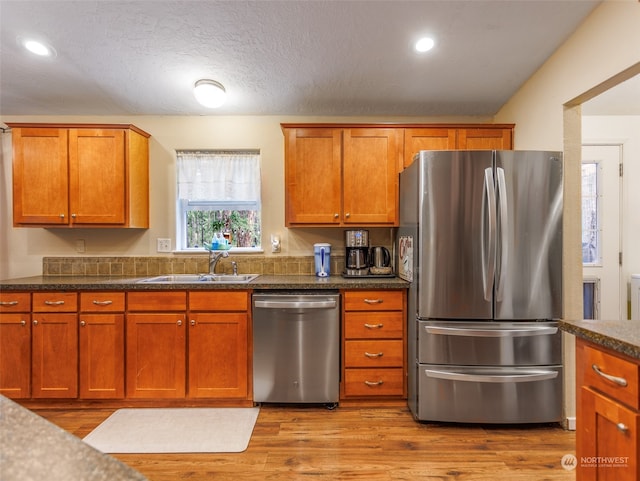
[19,37,56,57]
[415,37,435,53]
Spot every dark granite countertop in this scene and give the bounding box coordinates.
[559,319,640,360]
[0,395,148,481]
[0,274,410,291]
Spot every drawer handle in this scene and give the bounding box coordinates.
[364,299,383,304]
[592,364,628,387]
[0,301,19,306]
[364,380,384,386]
[364,351,384,358]
[617,423,628,433]
[92,300,113,306]
[364,323,384,329]
[44,300,65,306]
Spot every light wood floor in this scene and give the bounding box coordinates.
[35,405,576,481]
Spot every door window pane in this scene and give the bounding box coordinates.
[581,162,600,265]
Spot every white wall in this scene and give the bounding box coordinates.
[583,115,640,312]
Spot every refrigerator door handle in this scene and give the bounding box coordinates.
[424,325,558,337]
[495,167,509,301]
[481,167,497,301]
[423,369,559,383]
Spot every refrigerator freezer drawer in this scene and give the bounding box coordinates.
[417,320,562,366]
[416,364,563,423]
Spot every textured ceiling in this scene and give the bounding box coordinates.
[1,0,623,117]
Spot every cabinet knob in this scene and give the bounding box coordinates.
[190,320,196,326]
[345,212,350,218]
[80,320,86,327]
[71,213,77,218]
[59,214,65,219]
[334,213,339,218]
[20,320,26,327]
[617,423,628,433]
[177,320,183,326]
[33,320,38,326]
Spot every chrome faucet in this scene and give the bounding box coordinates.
[208,250,229,274]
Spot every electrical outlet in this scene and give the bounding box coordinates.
[271,234,281,253]
[157,238,172,252]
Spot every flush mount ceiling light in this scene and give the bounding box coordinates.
[415,37,435,53]
[193,79,227,108]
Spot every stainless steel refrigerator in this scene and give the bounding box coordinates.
[398,150,563,423]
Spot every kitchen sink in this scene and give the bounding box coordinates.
[137,274,259,284]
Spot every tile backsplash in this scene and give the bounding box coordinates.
[43,255,345,277]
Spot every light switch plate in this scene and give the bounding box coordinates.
[157,238,172,252]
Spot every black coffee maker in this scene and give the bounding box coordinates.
[344,229,369,276]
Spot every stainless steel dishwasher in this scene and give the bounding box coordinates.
[252,291,340,405]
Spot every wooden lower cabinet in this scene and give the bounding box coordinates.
[188,291,250,400]
[31,313,78,398]
[125,290,250,401]
[341,289,407,400]
[79,292,125,399]
[126,310,187,399]
[31,292,78,399]
[0,313,31,398]
[576,338,640,480]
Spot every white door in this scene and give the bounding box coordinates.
[582,145,622,320]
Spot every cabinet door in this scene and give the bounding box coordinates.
[68,129,126,225]
[579,387,639,481]
[79,313,125,399]
[404,128,457,168]
[457,128,512,150]
[284,128,342,225]
[12,127,69,225]
[343,128,401,225]
[188,312,248,399]
[31,313,78,398]
[0,314,31,398]
[126,313,186,398]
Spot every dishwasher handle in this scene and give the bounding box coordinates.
[254,299,337,309]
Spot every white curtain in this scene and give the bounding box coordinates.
[176,150,260,203]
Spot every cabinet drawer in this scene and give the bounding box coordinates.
[344,311,403,339]
[32,292,78,312]
[189,291,249,312]
[584,345,639,410]
[344,340,403,367]
[80,292,125,312]
[344,368,404,397]
[0,292,30,312]
[344,290,403,311]
[127,291,186,311]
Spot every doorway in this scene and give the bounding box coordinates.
[581,144,623,320]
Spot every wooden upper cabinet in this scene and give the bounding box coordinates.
[403,128,457,168]
[403,125,514,168]
[343,128,401,225]
[284,128,342,225]
[9,123,150,228]
[457,127,513,150]
[11,127,69,225]
[283,125,402,227]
